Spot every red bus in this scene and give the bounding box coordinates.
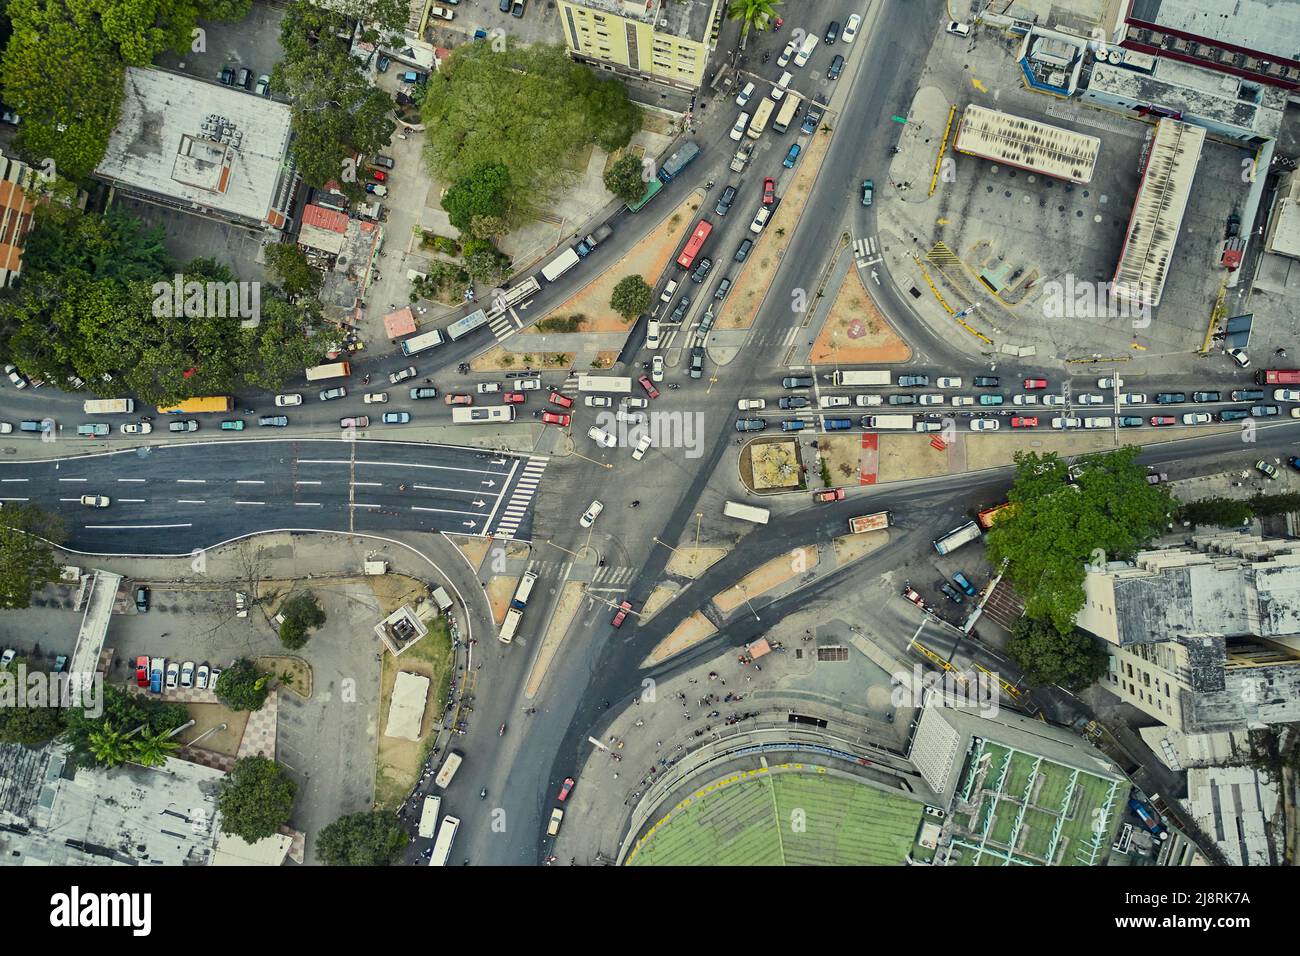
[676,220,713,269]
[1257,369,1300,385]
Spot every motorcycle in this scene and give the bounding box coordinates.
[480,787,487,800]
[498,723,506,736]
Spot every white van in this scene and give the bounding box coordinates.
[794,33,819,67]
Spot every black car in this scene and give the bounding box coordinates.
[1251,404,1280,417]
[898,374,929,387]
[939,582,964,604]
[671,295,692,322]
[714,277,732,300]
[779,396,810,409]
[888,394,917,406]
[714,185,737,216]
[1217,408,1249,422]
[974,376,999,387]
[218,65,235,85]
[824,20,840,44]
[1192,391,1221,402]
[734,239,753,262]
[135,586,150,612]
[781,376,813,389]
[1230,389,1265,401]
[827,54,844,80]
[511,0,525,17]
[1288,456,1300,472]
[499,0,510,9]
[690,257,714,283]
[689,347,705,379]
[735,418,767,432]
[1154,392,1186,404]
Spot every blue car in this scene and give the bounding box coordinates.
[781,420,807,432]
[149,668,162,694]
[952,572,978,597]
[823,418,853,430]
[783,144,802,168]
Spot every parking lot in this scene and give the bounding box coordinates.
[156,4,287,95]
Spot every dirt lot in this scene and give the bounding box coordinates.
[664,546,729,579]
[182,704,248,757]
[810,267,912,364]
[877,435,952,482]
[712,546,818,614]
[471,345,577,372]
[819,435,868,486]
[256,655,311,699]
[831,529,890,566]
[644,610,717,666]
[486,575,518,626]
[746,438,804,491]
[445,533,496,570]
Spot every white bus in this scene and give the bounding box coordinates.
[82,399,135,414]
[400,329,445,356]
[833,370,891,387]
[511,571,538,610]
[773,94,801,134]
[451,406,516,424]
[577,374,633,394]
[418,795,442,839]
[488,277,541,316]
[541,247,581,282]
[446,309,489,341]
[306,361,351,381]
[499,606,523,645]
[934,521,983,555]
[429,815,460,866]
[723,501,771,524]
[747,97,774,139]
[434,750,463,788]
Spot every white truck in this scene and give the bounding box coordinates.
[730,141,753,173]
[83,399,134,414]
[860,414,915,430]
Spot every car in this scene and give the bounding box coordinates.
[475,382,501,395]
[558,777,576,802]
[1083,417,1113,429]
[762,177,776,206]
[0,649,14,669]
[714,277,733,300]
[827,54,845,80]
[1228,347,1251,368]
[782,376,814,389]
[0,110,19,126]
[135,586,150,612]
[734,238,754,262]
[824,21,840,44]
[541,411,570,426]
[409,387,438,400]
[645,321,663,350]
[1051,416,1082,429]
[1042,394,1066,406]
[939,582,964,604]
[1256,459,1280,479]
[843,13,861,41]
[149,664,163,694]
[428,1,453,18]
[4,364,27,389]
[1076,393,1104,405]
[167,420,199,433]
[503,392,525,405]
[735,81,755,107]
[950,396,974,407]
[1192,391,1221,403]
[499,0,510,9]
[946,20,971,36]
[579,499,604,528]
[820,396,851,408]
[778,396,809,409]
[971,418,999,431]
[715,185,737,215]
[1118,416,1144,427]
[510,0,525,17]
[814,488,846,503]
[209,667,223,688]
[777,40,796,67]
[220,420,245,431]
[1155,392,1187,404]
[610,600,633,628]
[623,397,648,409]
[1289,456,1300,473]
[918,394,944,406]
[365,182,387,196]
[750,207,771,234]
[801,96,826,134]
[689,347,706,379]
[639,375,660,399]
[377,54,391,72]
[1121,393,1147,405]
[1012,394,1039,406]
[319,387,346,401]
[259,415,288,428]
[952,572,978,597]
[973,376,999,387]
[275,393,302,406]
[218,65,235,85]
[585,396,612,408]
[389,366,417,385]
[549,391,574,408]
[1182,412,1212,425]
[136,656,150,687]
[978,394,1003,406]
[255,74,271,96]
[1023,378,1048,390]
[120,421,153,434]
[75,422,110,438]
[165,661,179,689]
[898,374,928,387]
[588,426,617,448]
[382,412,411,424]
[659,279,679,303]
[19,420,51,433]
[667,296,691,323]
[1149,416,1176,426]
[1218,408,1250,422]
[735,418,767,432]
[1274,389,1300,402]
[888,394,917,406]
[180,661,195,688]
[236,67,253,89]
[340,416,370,429]
[652,355,665,382]
[196,663,210,690]
[772,71,792,101]
[632,434,653,461]
[1251,404,1280,418]
[1230,389,1264,402]
[690,257,714,283]
[783,144,801,168]
[439,394,472,409]
[861,179,874,206]
[729,112,750,141]
[1011,416,1038,428]
[1097,377,1124,389]
[517,377,542,391]
[364,392,388,404]
[79,495,110,507]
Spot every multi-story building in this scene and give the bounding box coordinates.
[556,0,724,92]
[0,150,37,289]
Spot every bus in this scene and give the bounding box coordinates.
[499,606,523,645]
[676,220,713,270]
[976,502,1016,530]
[83,398,135,414]
[429,815,461,866]
[446,309,489,341]
[511,571,538,610]
[487,277,541,317]
[400,329,445,356]
[1258,369,1300,385]
[306,362,351,381]
[156,396,232,414]
[933,521,982,555]
[833,370,892,387]
[418,795,442,839]
[723,500,770,524]
[434,750,463,788]
[773,94,801,134]
[747,98,774,139]
[451,406,516,424]
[541,247,581,282]
[577,374,633,394]
[627,177,663,213]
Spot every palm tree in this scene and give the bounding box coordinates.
[728,0,782,50]
[87,726,134,768]
[132,729,183,768]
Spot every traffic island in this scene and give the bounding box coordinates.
[523,580,588,697]
[740,437,806,493]
[642,611,718,667]
[809,266,912,365]
[664,546,729,579]
[711,546,818,615]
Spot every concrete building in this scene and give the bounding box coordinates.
[1077,532,1300,733]
[0,151,37,288]
[96,67,297,232]
[556,0,724,92]
[1184,765,1279,865]
[1263,169,1300,260]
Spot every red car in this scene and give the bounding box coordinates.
[444,393,473,405]
[1022,378,1048,390]
[1149,416,1176,426]
[814,488,845,502]
[371,170,387,182]
[558,777,575,801]
[135,655,150,687]
[762,177,775,206]
[549,391,574,408]
[1010,416,1038,428]
[611,600,633,628]
[503,391,525,404]
[638,375,660,399]
[541,411,570,426]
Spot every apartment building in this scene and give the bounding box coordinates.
[0,150,37,288]
[556,0,724,92]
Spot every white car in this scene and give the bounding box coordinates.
[1097,377,1124,389]
[79,495,110,507]
[1051,416,1082,429]
[737,398,766,411]
[1182,412,1212,425]
[1083,417,1113,429]
[389,366,417,385]
[180,661,195,688]
[794,34,819,67]
[517,377,542,391]
[1121,393,1147,405]
[970,418,999,431]
[946,20,971,37]
[730,112,750,141]
[363,392,389,404]
[632,434,653,461]
[1043,394,1066,406]
[1273,388,1300,402]
[587,426,617,448]
[854,394,883,407]
[4,364,27,389]
[275,393,303,407]
[617,409,644,425]
[652,355,664,382]
[120,421,153,434]
[843,13,861,42]
[1228,347,1250,368]
[750,207,771,234]
[1012,394,1038,405]
[735,81,755,107]
[951,396,975,407]
[585,396,612,408]
[579,499,604,528]
[196,663,210,690]
[646,321,662,350]
[0,422,10,434]
[623,397,648,409]
[772,71,792,101]
[476,382,500,394]
[777,40,796,68]
[819,395,851,408]
[936,377,962,388]
[0,649,15,668]
[1076,394,1104,405]
[659,279,678,303]
[918,394,944,406]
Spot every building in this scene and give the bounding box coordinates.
[96,67,297,232]
[952,105,1101,184]
[0,151,37,288]
[1263,169,1300,260]
[1077,532,1300,733]
[557,0,725,92]
[1184,766,1279,865]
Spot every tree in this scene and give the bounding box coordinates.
[609,275,651,321]
[1007,617,1110,691]
[130,726,182,768]
[411,262,469,304]
[728,0,781,47]
[60,684,189,770]
[217,755,298,843]
[0,652,65,745]
[0,504,63,609]
[985,448,1174,634]
[214,657,272,711]
[1180,497,1253,528]
[463,244,512,284]
[442,162,511,233]
[604,153,649,204]
[278,591,325,650]
[263,243,322,299]
[316,811,407,865]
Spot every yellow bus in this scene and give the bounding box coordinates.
[157,396,234,414]
[747,98,775,140]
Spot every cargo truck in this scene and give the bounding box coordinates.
[848,511,891,534]
[157,396,232,414]
[541,247,581,282]
[1257,369,1300,385]
[729,141,753,173]
[933,521,982,555]
[306,362,351,381]
[860,414,915,430]
[657,140,700,182]
[833,370,891,387]
[575,225,613,257]
[83,399,135,414]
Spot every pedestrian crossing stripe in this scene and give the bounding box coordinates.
[490,456,549,539]
[853,236,880,267]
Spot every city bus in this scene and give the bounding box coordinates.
[418,795,442,839]
[305,362,351,381]
[446,309,489,341]
[832,370,891,387]
[541,247,581,282]
[976,502,1016,530]
[511,571,538,610]
[934,521,982,555]
[487,277,541,317]
[451,406,516,424]
[499,606,523,645]
[772,93,801,134]
[627,177,663,213]
[577,374,633,394]
[83,398,136,414]
[400,329,445,356]
[723,500,770,524]
[434,750,464,788]
[429,815,460,866]
[156,396,232,414]
[676,220,713,269]
[747,97,774,139]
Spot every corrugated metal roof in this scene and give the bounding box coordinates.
[953,105,1101,184]
[301,203,349,234]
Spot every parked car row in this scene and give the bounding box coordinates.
[136,654,220,694]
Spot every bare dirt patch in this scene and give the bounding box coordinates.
[747,438,804,491]
[876,435,952,482]
[832,529,890,566]
[471,344,576,372]
[665,546,729,579]
[643,610,718,667]
[486,575,518,626]
[365,573,435,620]
[819,435,866,486]
[525,580,587,697]
[182,704,247,757]
[712,546,818,614]
[811,268,912,364]
[443,533,496,570]
[638,583,680,623]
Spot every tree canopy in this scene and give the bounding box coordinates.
[604,153,647,204]
[0,503,63,610]
[317,811,406,865]
[609,275,651,321]
[1007,617,1110,691]
[278,591,325,649]
[61,684,190,769]
[213,657,272,711]
[217,755,298,843]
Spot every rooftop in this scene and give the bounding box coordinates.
[1127,0,1300,66]
[564,0,716,44]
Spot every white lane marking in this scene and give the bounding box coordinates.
[351,481,383,487]
[1,478,28,483]
[177,479,206,484]
[295,480,322,486]
[234,501,266,506]
[236,480,265,485]
[57,478,88,483]
[58,498,82,502]
[0,497,30,502]
[294,502,322,507]
[84,523,192,530]
[412,482,502,497]
[116,478,147,483]
[297,457,515,477]
[118,498,146,503]
[410,505,491,517]
[176,499,206,504]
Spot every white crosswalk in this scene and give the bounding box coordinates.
[853,236,880,268]
[561,372,579,391]
[490,456,548,539]
[487,308,520,342]
[516,558,635,588]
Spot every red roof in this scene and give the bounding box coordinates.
[302,204,349,234]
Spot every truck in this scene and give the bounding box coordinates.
[446,308,489,341]
[487,277,541,316]
[82,399,135,414]
[657,140,700,182]
[577,374,632,394]
[933,520,982,555]
[861,414,915,430]
[431,586,454,614]
[575,225,613,258]
[729,141,754,173]
[723,501,770,524]
[833,370,891,387]
[747,98,774,139]
[306,362,351,381]
[1257,369,1300,385]
[541,247,582,282]
[157,396,233,414]
[976,502,1016,530]
[400,329,445,356]
[849,512,891,534]
[627,177,663,212]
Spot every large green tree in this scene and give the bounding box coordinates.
[263,243,322,300]
[217,755,298,843]
[0,651,66,745]
[604,153,648,204]
[0,503,63,610]
[213,657,272,711]
[317,811,406,866]
[62,684,189,770]
[442,162,511,233]
[278,591,325,650]
[609,275,651,321]
[986,448,1174,633]
[1007,617,1110,691]
[728,0,781,46]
